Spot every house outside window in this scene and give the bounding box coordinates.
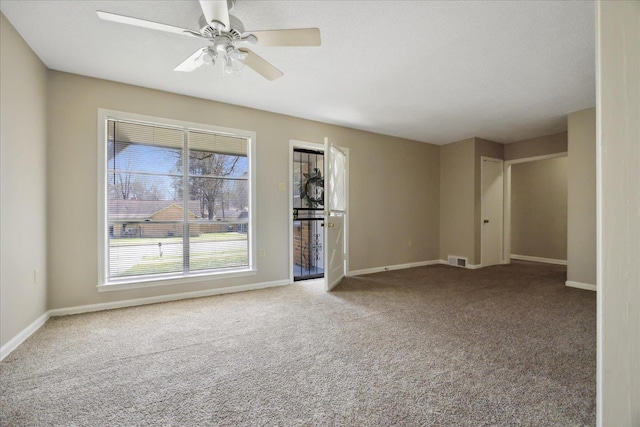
[98,109,256,290]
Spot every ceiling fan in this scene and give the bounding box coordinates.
[96,0,321,81]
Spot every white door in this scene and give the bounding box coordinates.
[481,157,504,267]
[324,137,348,291]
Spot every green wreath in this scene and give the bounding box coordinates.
[300,168,324,207]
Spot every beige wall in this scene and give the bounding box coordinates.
[474,138,504,264]
[439,137,504,265]
[441,132,571,266]
[0,14,49,348]
[597,1,640,424]
[46,71,440,309]
[567,108,596,286]
[439,138,475,262]
[440,138,504,265]
[511,157,567,261]
[504,131,568,161]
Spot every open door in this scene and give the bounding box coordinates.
[324,137,348,291]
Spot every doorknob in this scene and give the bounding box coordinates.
[483,219,489,224]
[327,223,335,228]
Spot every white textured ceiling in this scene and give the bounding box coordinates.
[1,1,595,144]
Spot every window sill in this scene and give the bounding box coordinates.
[97,268,257,292]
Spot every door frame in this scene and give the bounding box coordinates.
[502,152,567,265]
[480,156,505,267]
[288,139,325,285]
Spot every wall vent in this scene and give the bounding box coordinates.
[448,256,468,268]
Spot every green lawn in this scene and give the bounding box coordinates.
[121,249,249,276]
[110,232,247,247]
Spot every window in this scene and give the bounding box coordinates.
[98,110,256,289]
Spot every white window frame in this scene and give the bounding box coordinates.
[97,109,257,292]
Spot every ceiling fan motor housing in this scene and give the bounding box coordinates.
[199,11,244,37]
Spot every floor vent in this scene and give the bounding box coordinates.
[448,256,468,268]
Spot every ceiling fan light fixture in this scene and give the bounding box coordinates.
[224,48,246,74]
[228,48,247,62]
[197,47,216,66]
[223,59,239,75]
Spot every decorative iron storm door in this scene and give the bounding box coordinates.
[293,148,325,281]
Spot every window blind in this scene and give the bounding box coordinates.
[105,118,250,282]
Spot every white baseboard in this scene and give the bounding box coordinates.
[511,254,568,266]
[348,260,441,277]
[1,280,290,361]
[565,281,597,292]
[326,276,343,291]
[49,279,291,317]
[438,260,483,269]
[1,311,50,361]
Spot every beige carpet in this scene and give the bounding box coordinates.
[0,261,595,426]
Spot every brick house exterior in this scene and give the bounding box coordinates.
[109,200,247,238]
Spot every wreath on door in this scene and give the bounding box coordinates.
[300,168,324,207]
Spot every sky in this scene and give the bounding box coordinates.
[108,142,249,201]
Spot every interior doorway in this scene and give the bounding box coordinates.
[503,152,568,265]
[290,142,325,281]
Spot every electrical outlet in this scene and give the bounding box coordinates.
[259,249,265,257]
[408,240,413,246]
[277,182,286,192]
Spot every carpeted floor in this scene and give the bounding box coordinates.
[0,261,595,426]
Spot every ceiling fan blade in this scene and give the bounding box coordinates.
[247,28,321,47]
[199,0,230,31]
[238,48,283,81]
[96,11,200,38]
[174,48,207,72]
